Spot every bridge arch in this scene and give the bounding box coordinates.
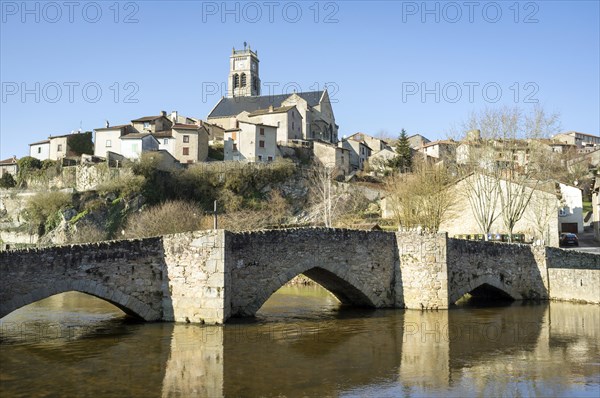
[449,274,522,305]
[0,279,160,321]
[242,266,378,317]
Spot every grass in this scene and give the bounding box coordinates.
[583,201,592,214]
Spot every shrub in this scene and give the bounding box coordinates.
[0,173,16,188]
[123,200,206,239]
[23,191,72,235]
[71,224,106,243]
[96,173,145,197]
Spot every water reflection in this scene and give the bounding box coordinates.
[1,289,599,397]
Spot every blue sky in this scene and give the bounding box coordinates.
[1,0,599,159]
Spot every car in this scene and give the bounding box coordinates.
[559,233,579,247]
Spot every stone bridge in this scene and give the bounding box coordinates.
[1,229,598,324]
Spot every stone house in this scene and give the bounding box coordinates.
[432,174,582,246]
[131,113,173,134]
[407,134,431,150]
[223,121,278,162]
[558,183,584,233]
[419,140,457,162]
[340,133,373,171]
[200,120,226,145]
[553,131,600,149]
[29,139,50,160]
[120,133,159,159]
[94,124,132,158]
[155,124,209,164]
[0,157,18,178]
[369,147,396,173]
[28,132,93,161]
[236,105,304,145]
[312,140,350,176]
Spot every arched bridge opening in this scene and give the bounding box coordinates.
[0,280,159,321]
[453,280,518,307]
[234,266,380,318]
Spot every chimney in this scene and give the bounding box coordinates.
[171,111,178,123]
[105,120,110,128]
[160,110,167,117]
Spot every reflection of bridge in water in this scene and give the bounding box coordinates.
[1,302,598,396]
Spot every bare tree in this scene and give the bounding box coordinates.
[459,106,561,241]
[526,189,559,244]
[462,173,501,239]
[385,159,457,231]
[308,163,342,227]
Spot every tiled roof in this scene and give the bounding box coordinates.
[0,157,17,165]
[131,115,164,122]
[172,124,199,130]
[121,132,153,139]
[247,105,297,117]
[95,124,130,131]
[153,131,173,138]
[29,139,50,146]
[208,91,324,118]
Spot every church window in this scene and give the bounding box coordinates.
[241,73,247,87]
[233,74,239,88]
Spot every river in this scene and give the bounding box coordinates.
[1,285,599,397]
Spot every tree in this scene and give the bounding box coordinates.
[16,156,42,187]
[309,163,342,227]
[387,129,412,172]
[0,173,16,188]
[459,106,562,241]
[385,159,457,231]
[526,189,559,244]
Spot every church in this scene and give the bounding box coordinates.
[207,45,339,145]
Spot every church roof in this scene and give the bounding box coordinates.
[208,91,324,119]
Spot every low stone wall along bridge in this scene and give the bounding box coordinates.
[1,229,598,324]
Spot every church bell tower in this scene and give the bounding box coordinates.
[227,42,260,98]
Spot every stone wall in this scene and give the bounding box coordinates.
[225,228,398,317]
[545,247,600,304]
[161,230,229,324]
[446,239,549,304]
[395,232,448,309]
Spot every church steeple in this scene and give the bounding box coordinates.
[227,43,260,98]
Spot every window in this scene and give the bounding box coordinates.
[241,73,247,87]
[57,144,63,152]
[233,143,237,151]
[183,147,189,156]
[143,122,150,129]
[37,147,41,154]
[559,207,568,217]
[163,138,168,145]
[258,155,263,161]
[268,156,273,161]
[183,135,190,143]
[259,140,265,148]
[106,140,112,148]
[233,74,239,88]
[260,128,264,135]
